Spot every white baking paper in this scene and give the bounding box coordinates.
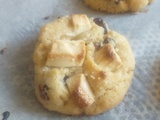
[0,0,160,119]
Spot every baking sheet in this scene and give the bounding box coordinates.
[0,0,160,119]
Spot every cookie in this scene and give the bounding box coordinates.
[33,14,135,115]
[84,0,154,13]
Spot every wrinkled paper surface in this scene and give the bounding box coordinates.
[0,0,160,119]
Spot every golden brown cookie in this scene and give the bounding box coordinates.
[33,14,135,115]
[84,0,154,13]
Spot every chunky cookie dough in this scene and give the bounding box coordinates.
[84,0,154,13]
[33,14,135,115]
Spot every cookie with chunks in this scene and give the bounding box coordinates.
[84,0,154,13]
[33,14,135,115]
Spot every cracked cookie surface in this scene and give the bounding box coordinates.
[84,0,154,13]
[33,14,135,115]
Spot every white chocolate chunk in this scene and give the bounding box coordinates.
[71,14,92,34]
[94,44,122,71]
[46,40,86,67]
[66,74,95,108]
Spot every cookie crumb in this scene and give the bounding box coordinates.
[2,111,10,120]
[0,48,6,55]
[44,16,50,20]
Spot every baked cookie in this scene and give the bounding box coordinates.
[33,14,135,115]
[84,0,154,13]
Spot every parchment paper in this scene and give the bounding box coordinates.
[0,0,160,119]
